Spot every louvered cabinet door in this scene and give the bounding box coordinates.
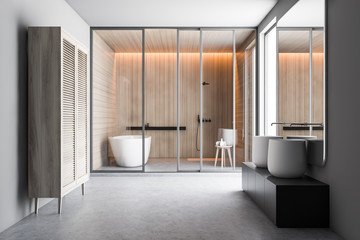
[61,37,76,189]
[76,46,89,180]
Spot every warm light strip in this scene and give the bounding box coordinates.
[114,52,235,55]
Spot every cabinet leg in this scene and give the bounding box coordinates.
[35,198,39,214]
[82,183,85,196]
[58,197,62,214]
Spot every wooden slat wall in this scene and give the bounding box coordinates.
[235,52,245,165]
[278,53,324,139]
[179,53,200,158]
[92,32,116,170]
[114,53,233,159]
[145,53,177,158]
[202,53,233,158]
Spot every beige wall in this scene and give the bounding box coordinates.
[114,53,233,159]
[92,32,116,169]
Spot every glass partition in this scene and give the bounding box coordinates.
[179,30,201,171]
[144,29,178,172]
[92,27,256,172]
[201,30,235,171]
[92,29,143,171]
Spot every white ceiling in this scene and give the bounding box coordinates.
[277,0,325,27]
[65,0,277,27]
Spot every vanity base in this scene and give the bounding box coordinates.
[242,162,329,228]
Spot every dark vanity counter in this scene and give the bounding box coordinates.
[242,162,329,228]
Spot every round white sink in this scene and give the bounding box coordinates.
[252,136,283,168]
[268,139,307,178]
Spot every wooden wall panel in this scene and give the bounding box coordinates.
[144,53,177,158]
[115,53,233,159]
[235,52,245,165]
[179,53,200,158]
[202,53,233,158]
[278,53,324,139]
[92,32,116,169]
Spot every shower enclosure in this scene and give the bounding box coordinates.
[91,27,257,172]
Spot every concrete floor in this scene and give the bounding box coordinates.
[98,158,241,172]
[0,173,341,240]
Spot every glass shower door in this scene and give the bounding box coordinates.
[201,30,235,171]
[178,30,201,171]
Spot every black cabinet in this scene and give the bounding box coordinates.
[242,162,329,228]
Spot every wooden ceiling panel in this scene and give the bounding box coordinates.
[202,31,233,53]
[279,30,324,53]
[145,29,177,53]
[279,31,310,53]
[179,30,254,53]
[312,31,324,53]
[95,30,142,53]
[235,30,255,51]
[95,29,256,53]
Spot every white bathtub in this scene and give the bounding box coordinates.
[108,135,151,167]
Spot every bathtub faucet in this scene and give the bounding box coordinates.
[271,122,291,126]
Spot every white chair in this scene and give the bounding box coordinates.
[214,128,236,167]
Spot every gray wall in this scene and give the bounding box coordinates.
[258,0,298,33]
[0,0,89,233]
[257,1,360,239]
[1,0,360,239]
[307,0,360,239]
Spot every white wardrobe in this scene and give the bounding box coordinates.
[28,27,90,214]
